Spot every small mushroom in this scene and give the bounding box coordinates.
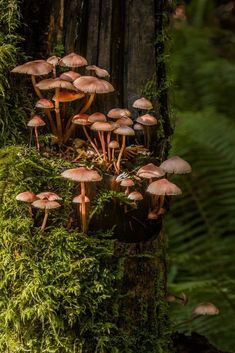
[107,108,131,119]
[35,98,54,109]
[16,191,36,217]
[133,97,153,110]
[60,70,81,82]
[27,115,46,151]
[128,191,143,203]
[90,121,115,162]
[86,65,110,78]
[32,199,61,231]
[160,156,192,174]
[120,178,134,195]
[114,126,135,173]
[59,52,88,69]
[36,192,62,201]
[88,112,107,123]
[47,56,60,77]
[61,167,102,233]
[137,163,165,183]
[136,114,157,148]
[73,194,90,219]
[193,302,219,316]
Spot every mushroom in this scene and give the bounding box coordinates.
[116,117,134,126]
[11,60,56,134]
[128,191,143,203]
[88,112,107,123]
[16,191,36,217]
[109,140,119,161]
[90,121,115,162]
[36,192,62,201]
[137,163,165,183]
[193,303,219,316]
[120,178,134,195]
[64,76,115,142]
[60,71,81,82]
[52,90,84,103]
[86,65,110,78]
[47,56,60,77]
[72,114,100,157]
[73,194,90,219]
[32,200,61,231]
[114,126,135,173]
[61,167,102,233]
[36,78,77,141]
[136,114,157,148]
[132,97,153,110]
[107,108,131,119]
[160,156,192,175]
[59,52,88,69]
[27,115,46,151]
[35,98,54,109]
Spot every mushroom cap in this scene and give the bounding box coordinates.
[88,112,107,123]
[27,115,46,127]
[60,70,81,82]
[73,76,114,94]
[128,191,143,201]
[47,56,60,66]
[133,97,153,110]
[109,140,119,149]
[72,114,90,126]
[36,78,77,91]
[32,199,61,210]
[61,166,102,182]
[147,211,158,220]
[193,302,219,316]
[59,52,88,67]
[72,194,90,204]
[107,108,131,119]
[120,178,134,187]
[147,178,182,196]
[160,156,192,174]
[116,117,133,126]
[86,65,110,78]
[52,90,84,102]
[16,191,36,203]
[134,123,144,131]
[12,60,53,76]
[114,126,135,136]
[91,121,114,132]
[137,163,165,179]
[36,192,62,201]
[137,114,157,126]
[35,98,54,109]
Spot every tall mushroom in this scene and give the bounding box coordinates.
[136,114,157,148]
[47,56,60,77]
[114,126,135,173]
[16,191,36,217]
[61,167,102,233]
[90,121,115,162]
[11,60,56,134]
[32,200,61,231]
[27,115,46,151]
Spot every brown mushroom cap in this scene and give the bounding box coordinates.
[147,211,158,220]
[128,191,143,201]
[35,98,54,109]
[36,78,77,91]
[12,60,53,76]
[147,178,182,196]
[137,163,165,179]
[36,192,62,201]
[16,191,36,203]
[47,56,60,66]
[120,178,134,187]
[133,97,153,110]
[88,112,107,123]
[73,76,114,94]
[134,123,144,131]
[114,126,135,136]
[59,52,88,67]
[116,117,133,126]
[193,303,219,316]
[107,108,131,119]
[137,114,157,126]
[32,199,61,210]
[160,156,192,174]
[72,114,90,126]
[27,115,46,127]
[61,166,102,182]
[52,90,84,102]
[86,65,110,78]
[109,140,120,149]
[72,194,90,204]
[91,121,114,132]
[60,71,81,82]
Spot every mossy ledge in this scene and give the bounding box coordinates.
[0,146,170,352]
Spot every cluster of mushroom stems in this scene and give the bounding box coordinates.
[12,52,158,173]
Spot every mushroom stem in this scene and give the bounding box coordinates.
[52,66,56,78]
[80,181,87,233]
[31,75,57,135]
[63,93,96,143]
[116,135,126,173]
[29,128,32,147]
[101,132,107,161]
[146,126,151,149]
[82,126,101,157]
[41,209,49,231]
[107,132,111,161]
[28,205,33,218]
[55,87,63,142]
[34,127,40,151]
[159,195,165,208]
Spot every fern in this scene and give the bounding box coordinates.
[166,109,235,352]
